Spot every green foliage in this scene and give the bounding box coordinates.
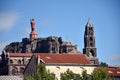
[24,74,36,80]
[24,63,55,80]
[82,70,92,80]
[99,62,108,67]
[61,69,82,80]
[92,67,112,80]
[37,63,47,79]
[61,68,113,80]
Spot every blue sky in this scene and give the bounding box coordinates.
[0,0,120,66]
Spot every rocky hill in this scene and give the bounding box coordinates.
[4,36,78,54]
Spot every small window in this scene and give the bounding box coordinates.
[90,43,93,46]
[90,37,93,41]
[12,67,18,75]
[18,60,21,64]
[10,59,13,64]
[90,49,94,57]
[56,66,60,69]
[20,67,24,73]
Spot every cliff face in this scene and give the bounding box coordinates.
[4,36,62,53]
[4,36,78,54]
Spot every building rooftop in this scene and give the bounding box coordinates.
[36,53,90,65]
[9,53,90,65]
[95,66,120,77]
[105,66,120,77]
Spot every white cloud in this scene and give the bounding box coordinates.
[0,12,19,31]
[106,54,120,61]
[104,54,120,66]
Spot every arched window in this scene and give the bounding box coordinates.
[90,43,93,47]
[10,59,13,64]
[90,49,94,57]
[12,67,17,75]
[90,37,93,41]
[20,67,24,73]
[18,60,21,64]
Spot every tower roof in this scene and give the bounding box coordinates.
[86,19,92,27]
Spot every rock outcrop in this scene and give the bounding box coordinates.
[4,36,78,54]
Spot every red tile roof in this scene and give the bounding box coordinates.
[36,53,90,65]
[9,53,32,57]
[95,66,120,77]
[9,53,90,65]
[105,66,120,77]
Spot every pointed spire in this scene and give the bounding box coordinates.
[30,18,37,39]
[86,18,92,27]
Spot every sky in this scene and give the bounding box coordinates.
[0,0,120,66]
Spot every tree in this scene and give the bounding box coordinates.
[60,68,113,80]
[24,74,35,80]
[92,67,112,80]
[81,70,92,80]
[99,62,108,67]
[60,69,82,80]
[24,63,54,80]
[24,63,114,80]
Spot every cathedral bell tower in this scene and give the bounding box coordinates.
[30,19,37,39]
[83,19,98,64]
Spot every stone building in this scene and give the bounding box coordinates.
[60,41,78,53]
[0,52,97,80]
[24,53,96,80]
[0,51,32,75]
[83,19,98,64]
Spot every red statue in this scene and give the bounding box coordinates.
[30,18,37,39]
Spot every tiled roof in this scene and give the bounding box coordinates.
[105,66,120,77]
[9,53,32,57]
[36,53,90,65]
[9,53,90,65]
[95,66,120,77]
